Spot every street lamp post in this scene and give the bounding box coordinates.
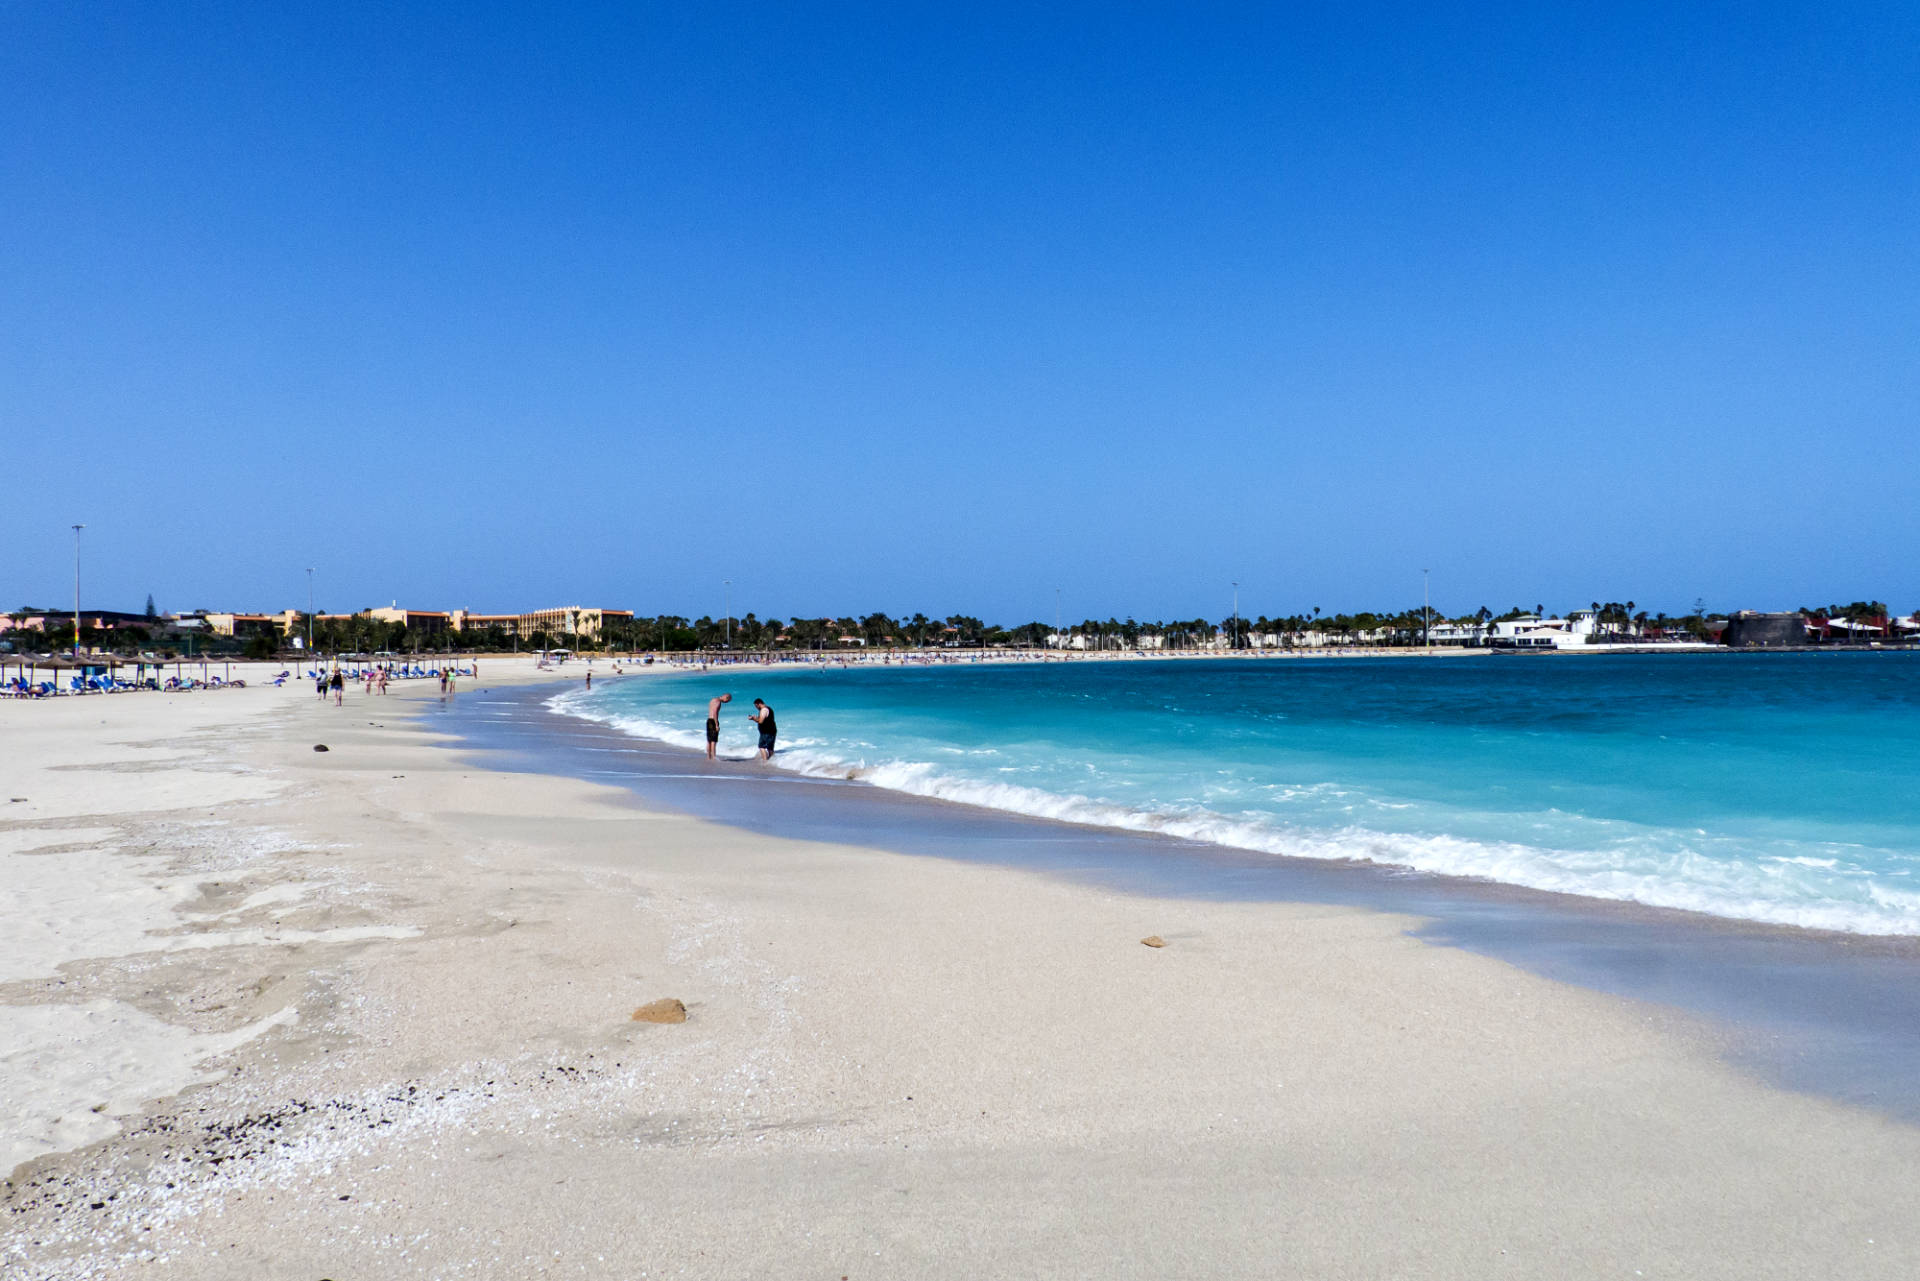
[1232,581,1239,652]
[1423,569,1431,651]
[71,524,84,659]
[305,568,316,657]
[724,580,732,649]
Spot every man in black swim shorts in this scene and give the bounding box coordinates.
[705,692,731,760]
[750,698,777,760]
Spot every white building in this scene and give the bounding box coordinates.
[1425,620,1487,645]
[1488,611,1601,650]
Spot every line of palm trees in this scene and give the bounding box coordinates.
[286,600,1748,655]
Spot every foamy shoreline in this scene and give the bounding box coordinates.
[550,659,1920,938]
[5,656,1919,1278]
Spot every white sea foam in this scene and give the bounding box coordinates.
[547,687,1920,937]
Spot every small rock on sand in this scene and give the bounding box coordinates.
[630,998,687,1024]
[1140,935,1166,948]
[313,744,329,752]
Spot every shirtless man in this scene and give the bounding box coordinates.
[705,693,732,760]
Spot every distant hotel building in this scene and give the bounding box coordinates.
[449,608,632,642]
[199,605,632,644]
[204,612,283,638]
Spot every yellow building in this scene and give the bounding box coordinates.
[366,605,451,635]
[439,607,631,642]
[204,612,281,638]
[251,604,634,644]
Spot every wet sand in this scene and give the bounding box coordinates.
[447,679,1920,1125]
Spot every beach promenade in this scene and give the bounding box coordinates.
[4,658,1918,1278]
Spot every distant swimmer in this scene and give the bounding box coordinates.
[750,698,777,760]
[705,692,732,760]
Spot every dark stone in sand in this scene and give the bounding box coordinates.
[313,744,329,752]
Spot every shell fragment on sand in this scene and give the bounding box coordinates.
[630,998,687,1024]
[1140,935,1166,948]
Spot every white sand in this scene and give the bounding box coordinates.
[2,1002,296,1176]
[2,659,1917,1278]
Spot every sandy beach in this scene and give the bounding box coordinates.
[4,658,1919,1278]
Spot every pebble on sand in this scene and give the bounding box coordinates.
[1140,935,1166,948]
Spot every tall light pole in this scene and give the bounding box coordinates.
[1232,581,1240,652]
[1054,587,1061,649]
[71,524,84,658]
[1422,568,1431,651]
[305,568,316,656]
[723,580,732,649]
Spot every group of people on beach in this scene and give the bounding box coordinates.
[705,692,777,761]
[309,660,473,704]
[315,668,397,703]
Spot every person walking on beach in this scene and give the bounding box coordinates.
[750,698,777,760]
[330,668,344,706]
[705,692,731,760]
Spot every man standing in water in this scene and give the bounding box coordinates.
[750,698,777,760]
[705,692,731,760]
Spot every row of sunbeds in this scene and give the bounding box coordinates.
[4,674,249,698]
[8,662,476,698]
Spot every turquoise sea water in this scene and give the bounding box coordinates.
[552,653,1920,935]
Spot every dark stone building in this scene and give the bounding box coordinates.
[1722,611,1809,648]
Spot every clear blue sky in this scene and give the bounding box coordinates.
[5,3,1916,624]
